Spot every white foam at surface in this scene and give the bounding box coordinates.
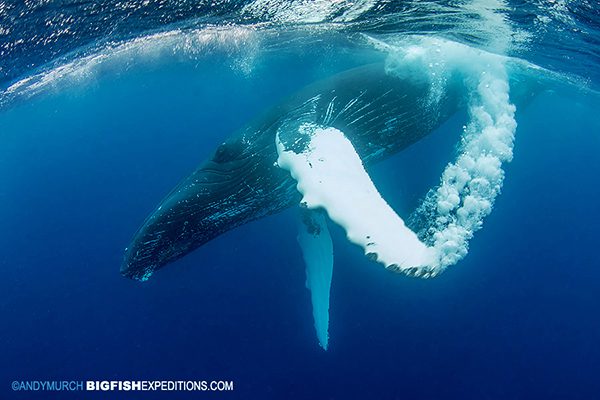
[461,0,514,54]
[277,125,436,272]
[297,211,333,350]
[241,0,375,24]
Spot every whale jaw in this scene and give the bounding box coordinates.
[120,151,296,281]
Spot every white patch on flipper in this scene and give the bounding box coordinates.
[297,210,333,351]
[277,125,436,274]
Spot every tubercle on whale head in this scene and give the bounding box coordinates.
[120,200,195,281]
[121,263,155,282]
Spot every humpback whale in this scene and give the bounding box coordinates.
[122,49,528,348]
[121,62,461,281]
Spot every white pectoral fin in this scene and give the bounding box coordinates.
[297,209,333,350]
[277,124,440,278]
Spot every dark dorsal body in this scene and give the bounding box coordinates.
[121,63,462,281]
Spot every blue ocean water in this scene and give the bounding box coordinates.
[1,1,600,399]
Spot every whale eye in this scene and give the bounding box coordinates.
[213,141,244,164]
